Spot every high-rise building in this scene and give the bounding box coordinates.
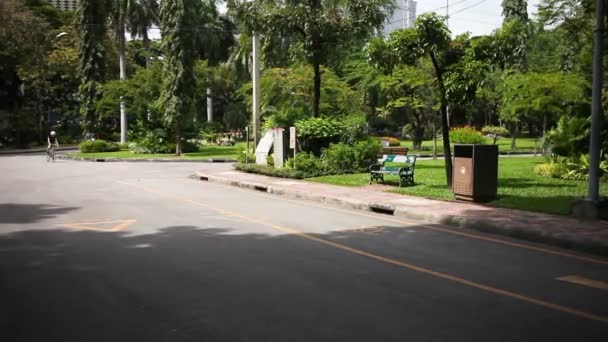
[383,0,417,37]
[48,0,78,12]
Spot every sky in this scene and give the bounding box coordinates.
[416,0,542,36]
[147,0,542,40]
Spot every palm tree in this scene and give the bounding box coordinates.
[109,0,159,143]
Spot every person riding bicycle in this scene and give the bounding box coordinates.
[47,131,59,153]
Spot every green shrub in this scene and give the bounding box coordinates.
[234,163,308,179]
[118,143,129,151]
[79,140,119,153]
[321,142,357,174]
[236,145,255,163]
[449,126,485,144]
[543,116,589,158]
[562,155,608,181]
[533,162,568,178]
[533,155,608,181]
[481,125,509,144]
[354,139,381,169]
[292,151,323,174]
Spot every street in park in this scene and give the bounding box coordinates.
[1,155,607,341]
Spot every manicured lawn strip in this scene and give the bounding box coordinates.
[70,143,243,160]
[399,137,540,154]
[308,157,608,215]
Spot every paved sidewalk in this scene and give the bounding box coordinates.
[195,166,608,256]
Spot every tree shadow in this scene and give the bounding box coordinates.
[0,225,606,342]
[0,203,79,224]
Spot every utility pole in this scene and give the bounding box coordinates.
[573,0,605,219]
[252,31,261,147]
[588,0,604,202]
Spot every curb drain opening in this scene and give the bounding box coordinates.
[254,185,268,192]
[369,204,395,215]
[95,159,106,162]
[199,176,209,181]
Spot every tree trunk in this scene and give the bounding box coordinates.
[118,19,127,144]
[175,120,182,156]
[432,112,437,160]
[542,112,547,136]
[511,123,518,150]
[430,51,452,187]
[313,62,321,117]
[440,103,453,187]
[143,31,151,68]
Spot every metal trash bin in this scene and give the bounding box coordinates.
[453,144,498,202]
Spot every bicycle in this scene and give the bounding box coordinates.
[46,144,57,162]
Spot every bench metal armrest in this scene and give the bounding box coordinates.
[369,163,382,172]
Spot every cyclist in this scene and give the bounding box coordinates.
[47,131,59,160]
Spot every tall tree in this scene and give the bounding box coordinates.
[501,0,529,71]
[158,0,199,155]
[110,0,159,143]
[369,13,485,187]
[78,0,109,131]
[229,0,394,117]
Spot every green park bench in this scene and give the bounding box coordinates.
[369,154,417,187]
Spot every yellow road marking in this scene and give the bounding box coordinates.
[59,219,136,232]
[203,180,608,265]
[557,275,608,291]
[118,180,608,324]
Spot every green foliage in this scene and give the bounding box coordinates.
[296,117,343,140]
[235,163,309,179]
[79,139,119,153]
[562,155,608,181]
[449,126,486,144]
[77,0,109,130]
[500,72,587,130]
[543,116,589,157]
[533,161,568,178]
[321,139,381,174]
[239,65,363,127]
[291,152,323,175]
[128,128,199,154]
[534,156,608,182]
[321,143,358,174]
[229,0,394,116]
[482,125,510,144]
[158,0,199,155]
[236,144,255,164]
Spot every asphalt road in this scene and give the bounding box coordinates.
[1,154,607,342]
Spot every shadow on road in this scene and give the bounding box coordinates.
[0,203,79,224]
[0,225,606,342]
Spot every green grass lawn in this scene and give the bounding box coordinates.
[399,137,540,154]
[308,157,607,215]
[70,143,243,160]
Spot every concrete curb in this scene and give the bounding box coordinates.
[194,171,608,256]
[58,155,236,163]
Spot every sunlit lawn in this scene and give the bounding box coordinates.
[70,143,243,160]
[399,137,540,154]
[308,157,607,215]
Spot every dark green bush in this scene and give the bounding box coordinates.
[291,151,323,175]
[79,140,119,153]
[353,139,381,169]
[321,142,357,174]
